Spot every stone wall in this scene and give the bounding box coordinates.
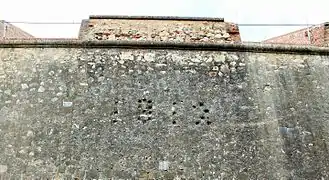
[78,16,241,43]
[1,41,329,179]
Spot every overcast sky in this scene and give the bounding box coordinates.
[1,0,328,41]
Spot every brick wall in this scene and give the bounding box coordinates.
[0,21,34,39]
[324,23,329,46]
[263,24,326,46]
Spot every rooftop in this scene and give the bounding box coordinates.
[0,20,34,39]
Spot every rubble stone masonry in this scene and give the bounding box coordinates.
[78,16,241,43]
[1,41,329,179]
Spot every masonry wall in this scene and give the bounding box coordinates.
[1,42,329,179]
[78,17,241,43]
[263,24,326,46]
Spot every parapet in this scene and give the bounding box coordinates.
[78,15,241,43]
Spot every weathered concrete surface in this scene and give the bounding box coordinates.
[1,42,329,179]
[79,16,241,43]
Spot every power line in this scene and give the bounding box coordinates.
[2,21,81,24]
[237,23,319,27]
[0,20,322,26]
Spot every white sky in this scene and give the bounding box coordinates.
[1,0,328,41]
